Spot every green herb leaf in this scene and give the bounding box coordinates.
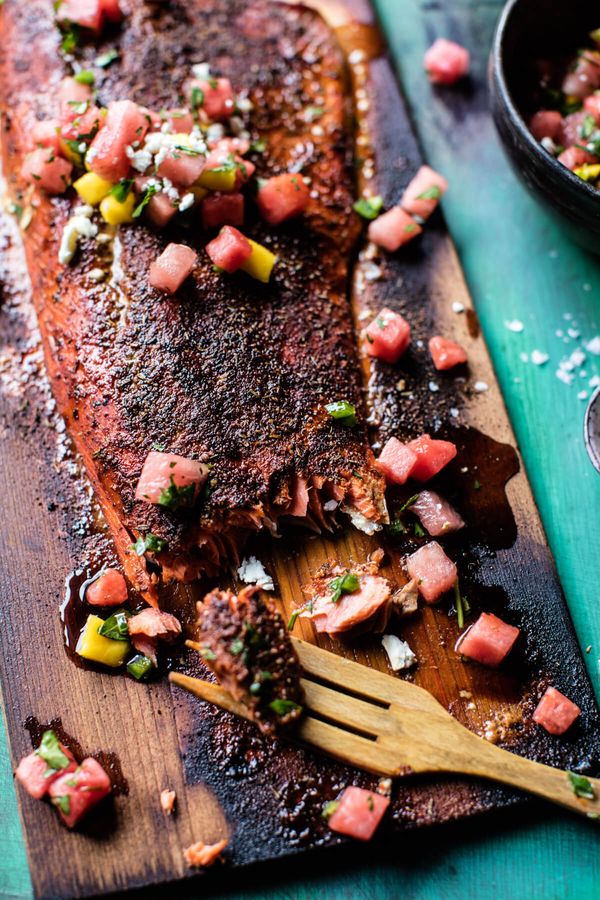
[404,222,418,233]
[453,579,467,630]
[133,532,168,556]
[98,610,130,641]
[74,70,95,86]
[416,184,442,201]
[386,519,406,536]
[353,195,383,220]
[230,638,244,655]
[473,479,481,490]
[268,699,303,716]
[132,185,158,218]
[398,493,420,514]
[51,794,71,815]
[325,400,357,427]
[109,178,134,203]
[127,654,154,680]
[287,608,302,630]
[191,86,204,110]
[413,522,425,537]
[199,646,216,661]
[60,25,79,55]
[329,571,360,604]
[250,139,267,153]
[321,799,340,819]
[366,794,374,811]
[568,771,596,800]
[157,476,196,511]
[305,105,324,121]
[37,730,70,772]
[95,48,119,68]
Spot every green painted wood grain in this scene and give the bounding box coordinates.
[2,1,600,898]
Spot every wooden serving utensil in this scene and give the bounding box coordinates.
[170,637,600,820]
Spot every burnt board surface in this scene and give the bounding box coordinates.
[0,1,598,898]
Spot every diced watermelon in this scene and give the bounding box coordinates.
[406,541,457,603]
[57,0,103,33]
[365,308,411,363]
[201,192,245,229]
[164,108,195,133]
[49,757,112,828]
[58,77,93,127]
[428,335,468,370]
[234,156,255,188]
[86,569,128,606]
[187,77,235,121]
[157,149,205,187]
[134,178,179,227]
[205,225,252,273]
[99,0,123,22]
[406,434,457,481]
[149,243,198,294]
[60,105,104,143]
[457,612,520,666]
[257,173,310,225]
[562,52,600,100]
[22,149,73,194]
[532,686,581,736]
[31,120,61,153]
[529,110,563,142]
[584,94,600,124]
[135,450,208,504]
[424,38,470,85]
[376,437,418,486]
[400,165,448,220]
[561,110,588,149]
[557,145,598,171]
[328,786,390,841]
[367,206,422,251]
[88,100,149,182]
[411,490,465,536]
[15,741,77,800]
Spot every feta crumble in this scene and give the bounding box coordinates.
[58,206,98,265]
[237,556,274,591]
[452,301,465,313]
[382,634,416,671]
[473,381,489,393]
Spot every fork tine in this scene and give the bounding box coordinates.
[300,678,391,736]
[169,672,252,720]
[296,717,395,775]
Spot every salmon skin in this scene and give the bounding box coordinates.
[0,0,387,597]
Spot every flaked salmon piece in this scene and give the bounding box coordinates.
[183,838,228,868]
[0,0,387,595]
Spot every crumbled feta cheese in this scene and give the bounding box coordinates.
[178,192,195,212]
[88,267,106,282]
[450,407,459,418]
[58,207,98,265]
[428,381,439,393]
[452,301,465,313]
[235,96,254,113]
[504,319,524,332]
[206,123,225,144]
[191,62,211,79]
[541,136,558,154]
[530,350,549,366]
[382,634,416,671]
[586,336,600,355]
[237,556,274,591]
[341,506,382,535]
[130,148,153,173]
[473,381,489,392]
[323,499,338,512]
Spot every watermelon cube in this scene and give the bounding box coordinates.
[257,173,310,225]
[135,450,208,505]
[584,95,600,125]
[561,111,588,149]
[157,148,205,187]
[376,437,418,486]
[49,757,112,828]
[164,108,195,133]
[406,541,457,603]
[411,490,464,536]
[15,741,77,800]
[149,243,197,294]
[406,434,457,481]
[328,786,390,841]
[205,226,252,273]
[368,206,422,251]
[428,335,468,370]
[100,0,123,21]
[529,110,564,142]
[31,119,61,154]
[457,612,520,667]
[201,192,245,230]
[22,149,72,195]
[146,192,179,227]
[60,105,104,143]
[533,686,581,735]
[186,77,235,121]
[558,146,597,171]
[424,38,470,85]
[400,165,448,220]
[88,100,148,182]
[58,77,93,122]
[562,52,600,100]
[57,0,103,33]
[86,569,128,606]
[365,308,411,363]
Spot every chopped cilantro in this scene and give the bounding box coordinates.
[199,646,216,661]
[366,794,374,811]
[157,476,196,511]
[127,654,154,680]
[250,139,267,153]
[305,105,324,121]
[74,70,95,86]
[404,223,418,233]
[416,184,442,201]
[132,185,159,219]
[98,610,131,641]
[37,730,70,772]
[109,178,134,203]
[133,533,168,555]
[268,699,302,716]
[386,519,406,536]
[325,400,357,427]
[453,579,469,630]
[413,522,425,537]
[353,195,383,220]
[321,799,340,819]
[329,571,360,603]
[230,638,244,655]
[191,86,204,110]
[51,794,71,815]
[568,772,596,800]
[95,48,119,68]
[398,493,419,513]
[473,479,481,490]
[60,25,79,55]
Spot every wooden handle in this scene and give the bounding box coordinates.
[458,735,600,820]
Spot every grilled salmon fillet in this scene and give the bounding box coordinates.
[0,0,387,599]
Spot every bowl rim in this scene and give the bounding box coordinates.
[491,0,600,207]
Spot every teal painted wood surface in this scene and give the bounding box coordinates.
[2,1,600,897]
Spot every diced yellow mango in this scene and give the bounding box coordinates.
[574,163,600,183]
[76,615,130,668]
[74,172,113,206]
[197,167,237,192]
[240,239,277,283]
[99,191,136,225]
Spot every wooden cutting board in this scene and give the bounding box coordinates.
[0,1,598,897]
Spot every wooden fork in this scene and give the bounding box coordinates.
[170,637,600,819]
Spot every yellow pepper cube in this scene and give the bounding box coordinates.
[76,615,130,668]
[240,239,277,283]
[74,172,113,206]
[99,191,136,225]
[198,167,237,192]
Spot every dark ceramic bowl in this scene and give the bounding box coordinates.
[489,0,600,253]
